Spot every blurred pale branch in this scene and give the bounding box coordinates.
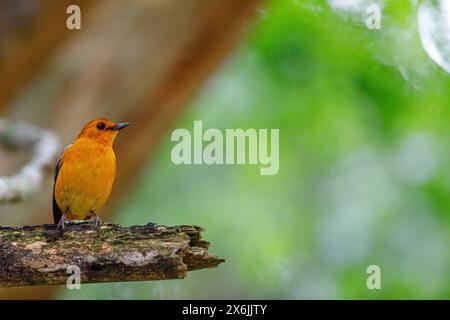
[0,119,60,203]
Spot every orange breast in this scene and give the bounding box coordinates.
[54,138,116,220]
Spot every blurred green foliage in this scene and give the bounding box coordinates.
[61,0,449,299]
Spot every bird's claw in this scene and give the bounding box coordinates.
[94,216,103,228]
[89,213,103,229]
[56,215,67,231]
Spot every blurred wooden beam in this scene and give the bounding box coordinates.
[0,0,262,299]
[114,0,263,196]
[0,0,93,113]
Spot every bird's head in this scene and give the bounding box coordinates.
[78,118,129,146]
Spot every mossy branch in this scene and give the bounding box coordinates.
[0,222,224,287]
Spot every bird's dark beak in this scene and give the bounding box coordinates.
[113,122,130,131]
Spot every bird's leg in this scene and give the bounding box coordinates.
[89,211,103,229]
[56,214,67,230]
[94,215,103,228]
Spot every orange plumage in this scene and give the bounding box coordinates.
[53,119,129,228]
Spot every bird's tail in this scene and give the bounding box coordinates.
[52,188,62,224]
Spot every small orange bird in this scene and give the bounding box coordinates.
[53,119,129,229]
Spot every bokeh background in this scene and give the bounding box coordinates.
[0,0,449,299]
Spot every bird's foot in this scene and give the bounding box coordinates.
[94,216,103,228]
[56,215,68,231]
[89,212,103,229]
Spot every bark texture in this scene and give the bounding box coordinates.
[0,222,224,287]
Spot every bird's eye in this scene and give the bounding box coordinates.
[97,122,106,130]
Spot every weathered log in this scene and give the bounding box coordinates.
[0,222,224,287]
